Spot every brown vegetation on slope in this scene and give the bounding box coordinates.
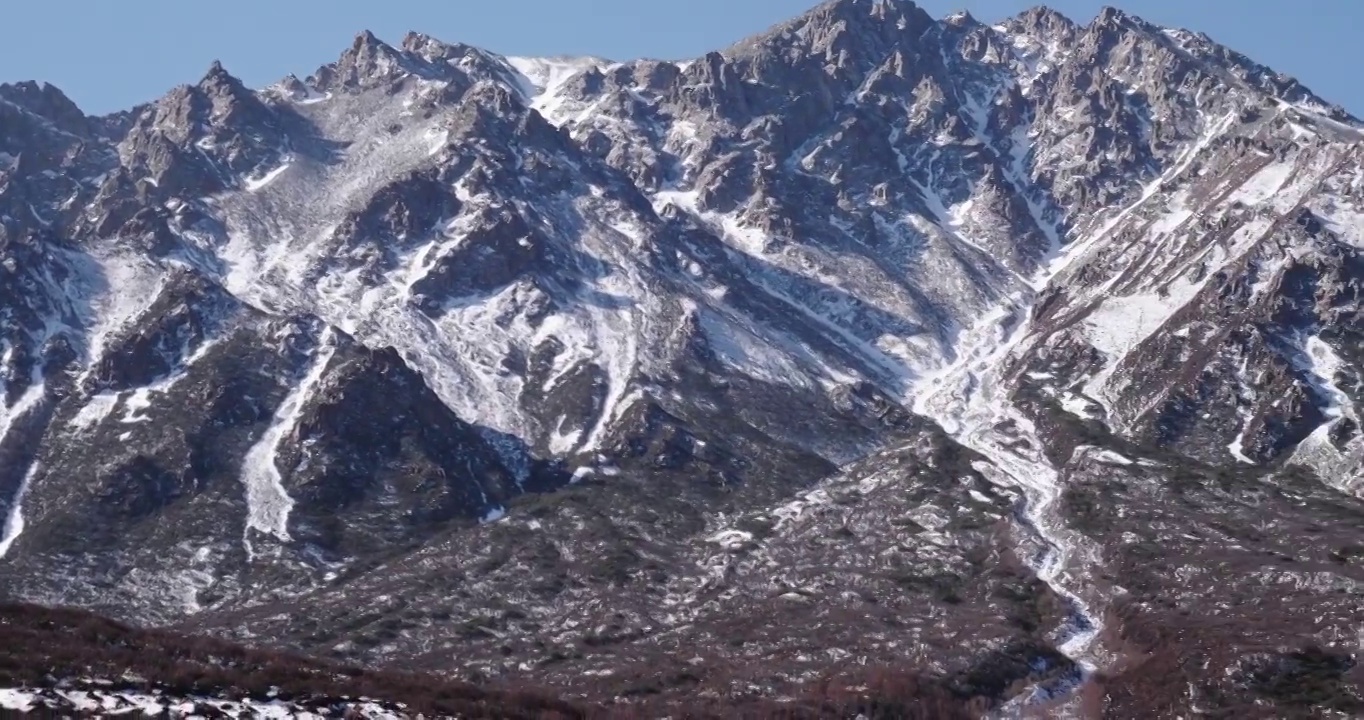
[0,602,1041,718]
[0,602,584,719]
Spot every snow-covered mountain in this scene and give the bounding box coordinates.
[2,0,1363,714]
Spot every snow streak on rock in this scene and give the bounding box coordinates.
[0,462,41,561]
[239,328,335,554]
[0,375,47,561]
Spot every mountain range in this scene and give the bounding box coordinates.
[1,0,1362,715]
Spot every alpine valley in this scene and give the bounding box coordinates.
[1,0,1362,716]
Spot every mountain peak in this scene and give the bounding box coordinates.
[0,80,88,133]
[354,29,384,50]
[400,31,481,63]
[729,0,935,62]
[1011,5,1078,31]
[1092,4,1152,30]
[943,9,975,25]
[311,29,413,91]
[196,60,253,106]
[760,0,933,33]
[1094,5,1124,23]
[200,59,238,86]
[814,0,928,21]
[342,28,405,68]
[400,31,438,52]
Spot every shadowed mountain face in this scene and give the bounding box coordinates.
[1,1,1363,715]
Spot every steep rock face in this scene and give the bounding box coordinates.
[1,1,1363,714]
[1003,107,1364,486]
[278,342,557,557]
[1,265,557,622]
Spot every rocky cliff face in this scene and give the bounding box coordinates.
[2,1,1363,714]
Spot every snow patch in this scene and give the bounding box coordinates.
[68,392,120,431]
[1302,335,1353,422]
[1286,334,1364,493]
[1227,430,1257,465]
[708,529,754,551]
[1228,159,1295,207]
[243,161,292,192]
[504,55,606,121]
[0,685,407,719]
[505,56,604,99]
[1227,356,1260,465]
[76,253,167,388]
[1082,447,1134,466]
[1058,391,1099,421]
[1080,275,1202,358]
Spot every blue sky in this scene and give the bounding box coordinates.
[4,0,1360,116]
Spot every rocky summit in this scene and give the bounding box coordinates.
[1,0,1363,716]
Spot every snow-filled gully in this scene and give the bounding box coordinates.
[912,299,1102,713]
[894,124,1230,708]
[919,116,1255,698]
[238,328,336,558]
[0,376,48,561]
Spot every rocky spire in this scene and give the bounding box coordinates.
[0,80,90,137]
[1010,5,1079,35]
[311,29,413,91]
